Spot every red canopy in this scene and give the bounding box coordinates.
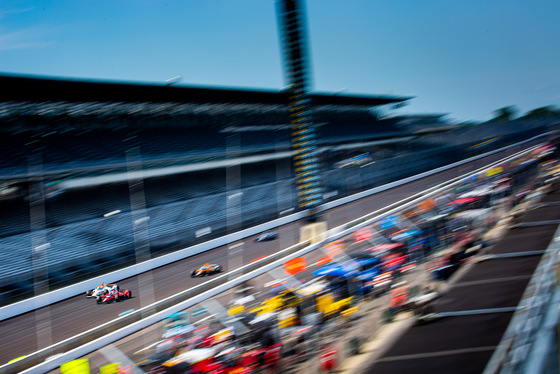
[446,196,481,205]
[385,255,407,268]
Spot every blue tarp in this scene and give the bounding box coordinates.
[354,258,380,267]
[391,230,421,242]
[313,261,360,278]
[379,216,399,230]
[312,258,380,278]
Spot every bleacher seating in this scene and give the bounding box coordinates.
[0,90,557,305]
[0,113,407,177]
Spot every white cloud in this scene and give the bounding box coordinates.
[0,5,35,20]
[0,27,52,51]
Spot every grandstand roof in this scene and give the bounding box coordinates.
[0,74,411,111]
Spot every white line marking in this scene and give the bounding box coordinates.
[377,346,497,362]
[229,242,244,249]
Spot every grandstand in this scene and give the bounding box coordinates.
[0,73,557,304]
[0,73,419,301]
[0,74,415,179]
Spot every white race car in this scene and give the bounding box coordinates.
[85,283,118,298]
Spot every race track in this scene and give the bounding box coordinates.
[0,144,534,366]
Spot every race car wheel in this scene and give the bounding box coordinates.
[86,290,91,297]
[96,296,102,304]
[191,271,195,278]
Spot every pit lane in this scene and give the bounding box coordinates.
[360,190,560,374]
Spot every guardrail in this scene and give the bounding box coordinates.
[5,141,547,374]
[483,209,560,373]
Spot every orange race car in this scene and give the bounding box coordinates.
[191,263,222,278]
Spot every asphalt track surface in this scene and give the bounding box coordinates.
[0,144,539,366]
[361,190,560,373]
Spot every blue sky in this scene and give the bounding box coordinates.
[1,0,559,122]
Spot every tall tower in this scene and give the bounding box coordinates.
[276,0,322,218]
